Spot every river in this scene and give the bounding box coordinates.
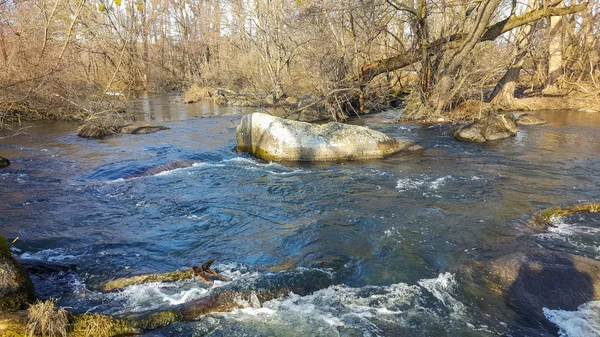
[1,93,599,337]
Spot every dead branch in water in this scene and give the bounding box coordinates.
[94,259,228,292]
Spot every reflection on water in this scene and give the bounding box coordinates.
[1,98,600,336]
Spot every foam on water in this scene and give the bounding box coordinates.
[418,272,466,316]
[544,301,600,337]
[20,248,81,262]
[209,273,471,336]
[111,279,213,313]
[395,175,455,198]
[88,263,259,313]
[536,215,600,257]
[99,157,307,183]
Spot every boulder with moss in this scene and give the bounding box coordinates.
[237,112,421,161]
[0,236,36,311]
[528,203,600,229]
[454,113,519,142]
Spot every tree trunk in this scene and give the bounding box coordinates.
[490,58,525,109]
[426,0,503,116]
[359,2,586,87]
[490,0,537,108]
[543,1,564,94]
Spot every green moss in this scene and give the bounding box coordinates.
[0,236,37,310]
[530,203,600,229]
[128,310,183,331]
[70,313,139,337]
[0,310,28,337]
[99,269,196,292]
[0,235,10,257]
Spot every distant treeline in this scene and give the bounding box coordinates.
[0,0,598,126]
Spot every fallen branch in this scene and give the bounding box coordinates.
[94,259,227,292]
[8,237,18,248]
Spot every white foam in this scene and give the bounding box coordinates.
[395,175,453,193]
[418,272,466,316]
[544,301,600,337]
[213,273,470,335]
[537,216,600,255]
[395,178,425,190]
[20,248,80,262]
[116,281,211,311]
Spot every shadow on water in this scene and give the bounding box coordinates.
[507,252,595,334]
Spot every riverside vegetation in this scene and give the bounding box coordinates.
[0,0,599,130]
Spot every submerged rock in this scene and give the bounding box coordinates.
[516,113,547,126]
[236,112,420,161]
[78,121,169,139]
[454,114,518,142]
[0,157,9,168]
[0,236,36,310]
[119,123,170,135]
[483,250,600,329]
[125,160,195,179]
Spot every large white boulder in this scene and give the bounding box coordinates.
[236,113,420,161]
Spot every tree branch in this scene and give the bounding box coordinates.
[359,2,588,84]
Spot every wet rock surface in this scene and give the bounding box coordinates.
[0,236,36,310]
[236,113,421,161]
[454,114,519,142]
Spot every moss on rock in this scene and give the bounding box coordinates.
[0,236,36,311]
[529,203,600,229]
[0,310,28,337]
[70,313,138,337]
[94,268,197,292]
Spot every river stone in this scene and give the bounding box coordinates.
[119,123,170,134]
[516,113,547,126]
[0,157,9,168]
[0,236,36,310]
[454,114,518,142]
[236,112,420,161]
[484,250,600,329]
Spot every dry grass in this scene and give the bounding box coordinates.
[183,85,215,103]
[77,117,127,139]
[27,300,68,337]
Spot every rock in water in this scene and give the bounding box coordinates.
[236,112,420,161]
[0,157,9,168]
[78,120,169,138]
[516,113,547,125]
[454,114,519,142]
[119,123,170,134]
[0,236,36,310]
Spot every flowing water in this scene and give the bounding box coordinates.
[1,93,600,337]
